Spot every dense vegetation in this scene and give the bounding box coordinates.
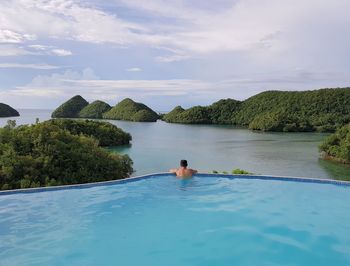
[319,124,350,164]
[0,120,133,190]
[163,99,241,124]
[52,95,89,118]
[208,99,241,124]
[239,89,350,132]
[231,169,252,175]
[163,88,350,132]
[103,98,159,122]
[212,168,252,175]
[78,100,111,119]
[0,103,19,117]
[43,119,131,146]
[163,105,210,124]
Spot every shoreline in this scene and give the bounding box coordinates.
[320,151,350,165]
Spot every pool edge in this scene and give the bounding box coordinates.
[1,172,349,195]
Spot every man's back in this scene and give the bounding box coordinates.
[170,160,198,177]
[175,167,197,177]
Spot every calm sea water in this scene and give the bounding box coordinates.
[1,175,350,266]
[1,109,349,180]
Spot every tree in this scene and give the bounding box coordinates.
[0,121,133,190]
[319,124,350,164]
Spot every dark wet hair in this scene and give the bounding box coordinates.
[180,160,188,167]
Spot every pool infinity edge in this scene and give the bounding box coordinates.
[1,173,350,196]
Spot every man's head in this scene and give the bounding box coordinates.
[180,159,188,168]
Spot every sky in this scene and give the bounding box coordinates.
[0,0,350,111]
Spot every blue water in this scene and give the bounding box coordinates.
[1,175,350,266]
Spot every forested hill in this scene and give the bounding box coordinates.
[0,103,19,117]
[78,100,111,119]
[52,95,88,118]
[163,99,241,125]
[163,88,350,132]
[52,96,159,122]
[103,98,159,122]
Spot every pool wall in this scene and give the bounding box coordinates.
[0,173,349,196]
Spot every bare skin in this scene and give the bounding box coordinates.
[170,167,198,178]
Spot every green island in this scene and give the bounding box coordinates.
[163,88,350,132]
[103,98,159,122]
[78,100,112,119]
[319,124,350,164]
[52,96,159,122]
[0,119,133,190]
[52,95,89,118]
[0,103,20,118]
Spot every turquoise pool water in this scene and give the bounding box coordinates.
[1,174,350,266]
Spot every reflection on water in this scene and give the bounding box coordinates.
[319,159,350,181]
[1,109,350,180]
[110,120,349,180]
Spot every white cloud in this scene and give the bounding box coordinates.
[50,49,72,56]
[0,0,350,109]
[0,29,36,43]
[0,0,146,45]
[0,44,72,57]
[28,45,73,56]
[28,44,53,50]
[0,63,60,69]
[3,69,212,101]
[109,0,350,60]
[1,0,350,63]
[0,45,33,56]
[1,67,349,109]
[156,54,190,63]
[126,67,142,72]
[7,67,348,101]
[0,29,23,43]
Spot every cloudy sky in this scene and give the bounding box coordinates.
[0,0,350,111]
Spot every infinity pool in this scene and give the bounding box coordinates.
[1,174,350,266]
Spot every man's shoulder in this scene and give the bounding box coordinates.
[185,168,196,173]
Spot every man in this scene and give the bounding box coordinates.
[170,159,198,178]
